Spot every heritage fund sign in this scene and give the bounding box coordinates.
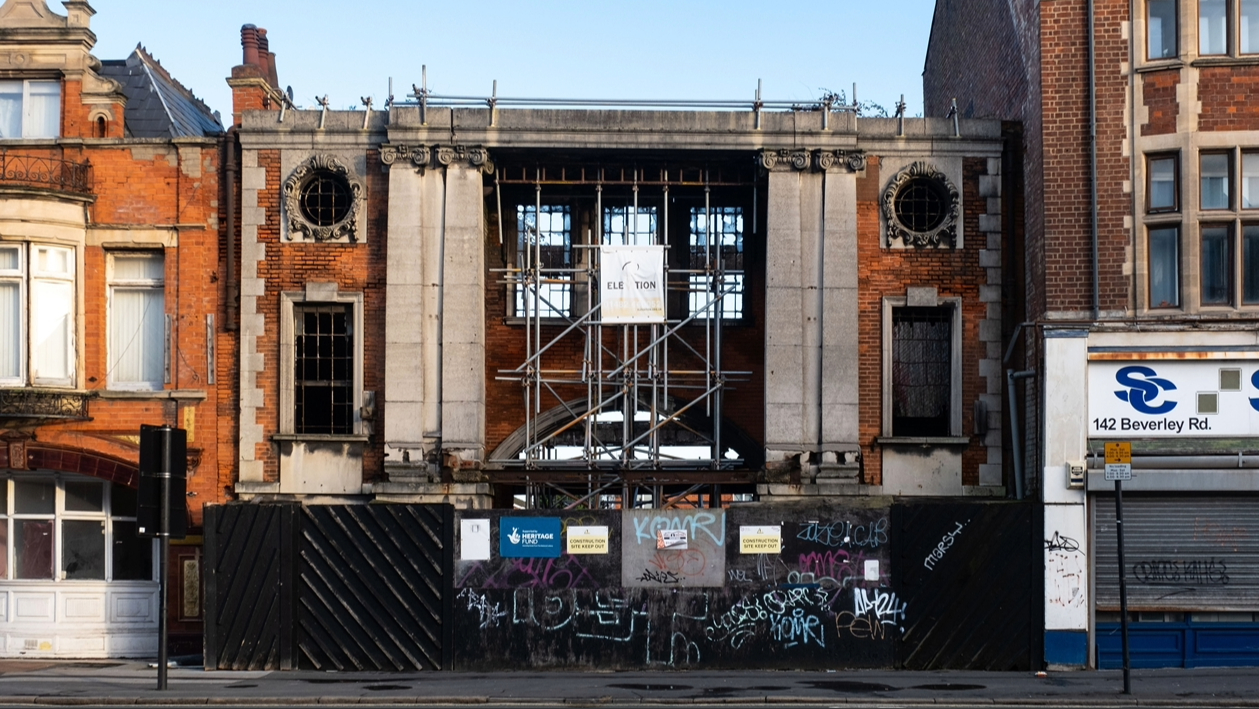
[600,245,666,323]
[1088,361,1259,437]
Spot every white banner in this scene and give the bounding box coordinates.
[600,245,665,324]
[1088,360,1259,437]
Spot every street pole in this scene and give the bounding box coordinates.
[157,433,172,691]
[1115,478,1130,695]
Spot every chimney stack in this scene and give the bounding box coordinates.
[256,29,280,89]
[240,24,260,67]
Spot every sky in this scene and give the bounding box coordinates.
[89,1,938,122]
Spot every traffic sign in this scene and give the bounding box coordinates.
[1105,442,1132,465]
[1105,464,1132,481]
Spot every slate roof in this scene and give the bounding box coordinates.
[99,45,223,138]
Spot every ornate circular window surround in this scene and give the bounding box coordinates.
[283,154,364,242]
[881,161,960,248]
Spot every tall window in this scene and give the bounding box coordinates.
[1149,0,1179,59]
[890,306,953,437]
[603,205,657,246]
[1245,225,1259,303]
[1202,0,1229,54]
[108,253,165,389]
[1148,154,1179,212]
[1201,225,1234,304]
[688,206,745,319]
[1149,227,1181,308]
[1202,152,1232,209]
[0,80,60,139]
[0,242,75,387]
[516,204,572,318]
[0,474,151,582]
[294,303,354,435]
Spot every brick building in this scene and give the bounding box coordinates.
[927,0,1259,669]
[0,0,225,657]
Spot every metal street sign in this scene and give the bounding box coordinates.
[1105,441,1133,480]
[1105,464,1132,481]
[1105,442,1132,464]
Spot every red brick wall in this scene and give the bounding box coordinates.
[856,157,992,486]
[243,150,388,484]
[1199,65,1259,131]
[1142,69,1180,135]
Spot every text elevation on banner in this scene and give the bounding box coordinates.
[599,245,666,324]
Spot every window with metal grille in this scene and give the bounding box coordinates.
[891,306,952,437]
[516,204,572,317]
[294,304,354,434]
[893,177,950,234]
[688,206,744,319]
[298,171,353,227]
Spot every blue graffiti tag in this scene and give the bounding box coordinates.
[1251,370,1259,412]
[1113,365,1177,415]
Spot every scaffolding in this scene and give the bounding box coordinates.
[490,165,755,509]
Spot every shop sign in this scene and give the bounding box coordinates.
[1088,361,1259,437]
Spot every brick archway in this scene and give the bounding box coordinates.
[0,441,139,488]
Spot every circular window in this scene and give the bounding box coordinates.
[298,171,353,227]
[893,177,950,233]
[882,161,959,248]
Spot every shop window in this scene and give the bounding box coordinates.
[1202,152,1232,210]
[0,475,148,582]
[515,204,572,318]
[0,80,60,139]
[1201,224,1234,304]
[688,206,744,319]
[1149,226,1181,308]
[108,252,166,390]
[1149,0,1179,59]
[1148,154,1179,212]
[884,301,961,438]
[0,242,75,387]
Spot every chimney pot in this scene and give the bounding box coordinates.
[240,24,260,66]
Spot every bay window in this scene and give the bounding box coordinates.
[0,242,76,387]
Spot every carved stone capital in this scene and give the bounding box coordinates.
[379,143,493,172]
[758,148,866,173]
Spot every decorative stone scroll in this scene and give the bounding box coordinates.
[379,144,492,172]
[881,161,960,249]
[757,149,866,173]
[282,153,364,243]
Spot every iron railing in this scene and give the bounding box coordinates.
[0,388,93,426]
[0,150,92,194]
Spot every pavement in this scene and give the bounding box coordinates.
[1,660,1258,707]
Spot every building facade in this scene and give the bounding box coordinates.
[0,0,226,657]
[927,0,1259,669]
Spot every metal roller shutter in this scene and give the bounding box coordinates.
[1094,495,1259,612]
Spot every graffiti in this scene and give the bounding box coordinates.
[1133,558,1229,586]
[1046,550,1085,609]
[923,520,967,570]
[1194,520,1249,549]
[835,588,906,641]
[646,548,708,576]
[796,548,876,589]
[1044,531,1080,553]
[705,586,832,650]
[457,588,506,629]
[632,511,725,546]
[727,569,752,582]
[796,517,889,549]
[639,569,683,584]
[756,552,789,583]
[457,554,598,590]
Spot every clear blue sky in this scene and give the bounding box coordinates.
[90,1,938,120]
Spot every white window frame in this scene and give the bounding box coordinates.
[106,251,167,390]
[0,79,61,140]
[881,296,963,439]
[279,285,364,436]
[0,243,25,386]
[0,242,77,388]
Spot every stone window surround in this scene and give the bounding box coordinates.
[281,153,366,244]
[1137,143,1259,313]
[877,156,965,250]
[879,292,965,441]
[1136,0,1259,68]
[278,283,365,438]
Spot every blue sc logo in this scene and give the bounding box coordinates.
[1114,365,1178,415]
[1251,370,1259,412]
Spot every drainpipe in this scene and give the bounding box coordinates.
[223,126,239,331]
[1004,321,1036,500]
[1089,0,1100,318]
